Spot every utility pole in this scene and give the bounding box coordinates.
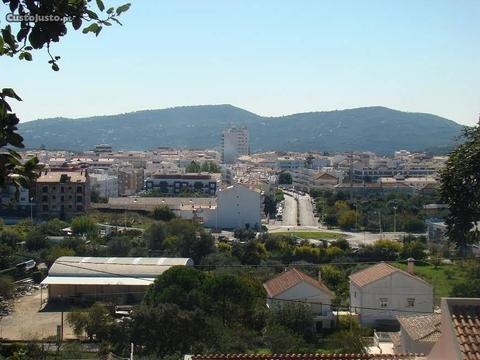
[354,203,358,231]
[377,211,382,237]
[30,197,34,223]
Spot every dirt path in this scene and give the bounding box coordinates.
[0,289,76,341]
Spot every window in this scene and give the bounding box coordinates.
[407,298,415,307]
[60,187,64,193]
[354,291,357,298]
[380,298,388,308]
[76,195,83,202]
[42,186,48,193]
[42,205,48,211]
[76,205,83,211]
[76,186,83,193]
[52,195,56,200]
[61,196,64,202]
[42,195,48,202]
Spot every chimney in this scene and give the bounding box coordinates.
[407,258,415,274]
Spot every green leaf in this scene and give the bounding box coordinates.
[22,52,32,61]
[116,3,131,15]
[1,88,22,101]
[96,0,105,11]
[95,26,103,37]
[0,36,4,49]
[51,63,60,71]
[107,7,114,14]
[72,17,83,30]
[86,10,99,20]
[82,23,100,34]
[1,25,16,49]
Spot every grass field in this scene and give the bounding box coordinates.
[393,261,464,303]
[271,231,342,239]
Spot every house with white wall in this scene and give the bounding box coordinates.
[263,268,335,330]
[205,183,262,230]
[349,260,434,327]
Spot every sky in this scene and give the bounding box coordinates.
[1,0,480,125]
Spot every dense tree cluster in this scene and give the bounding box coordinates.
[185,160,221,173]
[311,189,437,232]
[440,124,480,252]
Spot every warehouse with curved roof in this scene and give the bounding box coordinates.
[41,256,194,304]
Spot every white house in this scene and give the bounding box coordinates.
[349,260,434,327]
[263,268,335,330]
[206,183,262,230]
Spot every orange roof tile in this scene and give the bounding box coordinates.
[349,262,431,288]
[263,268,334,298]
[191,353,425,360]
[451,305,480,360]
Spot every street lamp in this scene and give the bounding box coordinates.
[393,205,397,234]
[30,197,34,223]
[375,210,383,238]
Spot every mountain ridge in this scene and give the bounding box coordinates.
[18,105,463,154]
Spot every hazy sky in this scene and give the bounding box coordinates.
[2,0,479,125]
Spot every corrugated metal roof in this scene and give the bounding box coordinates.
[41,276,154,286]
[48,256,194,278]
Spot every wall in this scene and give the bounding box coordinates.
[268,281,334,328]
[354,272,433,327]
[48,284,149,304]
[207,185,261,229]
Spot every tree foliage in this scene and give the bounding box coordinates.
[0,0,130,194]
[152,205,175,221]
[440,125,480,250]
[278,172,293,185]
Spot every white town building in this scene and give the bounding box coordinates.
[89,172,119,198]
[349,260,434,327]
[205,183,262,230]
[221,126,249,164]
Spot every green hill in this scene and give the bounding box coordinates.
[18,105,463,154]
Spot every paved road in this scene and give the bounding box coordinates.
[297,194,317,226]
[282,193,298,226]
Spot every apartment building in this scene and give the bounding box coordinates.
[118,168,144,196]
[145,173,219,196]
[89,172,119,199]
[221,126,249,164]
[35,169,90,218]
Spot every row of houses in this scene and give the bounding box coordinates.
[41,256,478,359]
[264,260,433,329]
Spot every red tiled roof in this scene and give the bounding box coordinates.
[263,268,333,298]
[191,353,425,360]
[451,305,480,360]
[349,262,431,288]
